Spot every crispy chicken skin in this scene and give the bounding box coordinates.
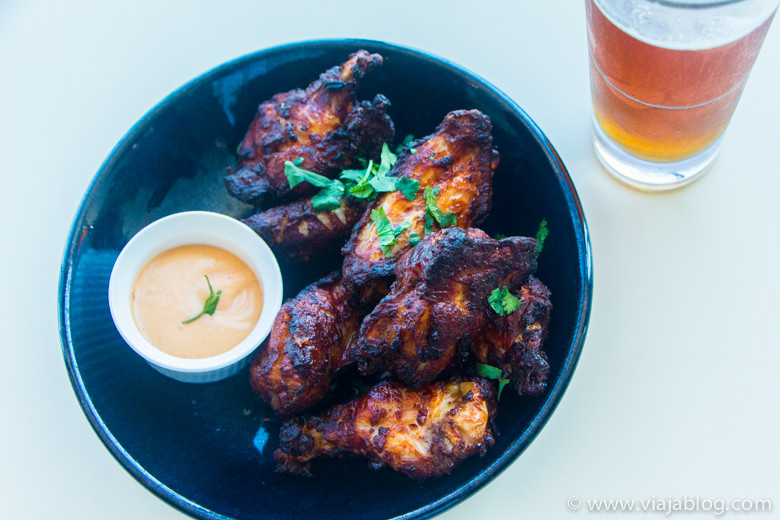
[341,109,498,294]
[249,272,371,416]
[226,50,394,205]
[471,276,552,396]
[347,227,538,386]
[242,197,365,262]
[274,377,496,478]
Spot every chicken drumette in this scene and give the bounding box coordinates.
[249,272,370,416]
[341,109,498,294]
[226,50,394,205]
[242,196,364,263]
[472,276,552,396]
[274,377,496,478]
[346,227,538,386]
[249,270,391,415]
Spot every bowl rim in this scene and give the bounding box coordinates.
[57,38,593,520]
[107,210,283,376]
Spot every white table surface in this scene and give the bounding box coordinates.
[2,1,779,519]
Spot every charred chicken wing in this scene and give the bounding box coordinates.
[472,276,552,396]
[347,227,538,386]
[249,272,370,416]
[341,109,498,294]
[242,196,364,263]
[226,50,394,205]
[274,377,496,478]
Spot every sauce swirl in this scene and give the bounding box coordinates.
[131,245,263,359]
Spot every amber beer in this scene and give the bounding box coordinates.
[587,0,775,163]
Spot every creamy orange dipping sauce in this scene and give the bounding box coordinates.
[131,245,263,359]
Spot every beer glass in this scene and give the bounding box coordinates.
[586,0,778,191]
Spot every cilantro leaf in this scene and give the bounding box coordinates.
[475,362,511,401]
[339,168,367,186]
[394,134,415,154]
[284,159,345,212]
[395,176,420,201]
[535,218,549,253]
[475,363,502,379]
[424,211,434,235]
[284,160,334,189]
[376,143,398,176]
[424,186,457,229]
[371,207,411,257]
[488,286,523,316]
[312,181,345,212]
[368,173,398,193]
[182,275,222,324]
[286,145,419,213]
[345,160,375,198]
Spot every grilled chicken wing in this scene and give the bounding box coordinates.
[226,50,394,205]
[242,197,365,262]
[249,272,374,416]
[341,109,498,294]
[347,227,538,386]
[472,276,552,396]
[274,377,496,478]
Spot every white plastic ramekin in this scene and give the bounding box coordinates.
[108,211,283,383]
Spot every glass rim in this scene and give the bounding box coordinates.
[647,0,768,8]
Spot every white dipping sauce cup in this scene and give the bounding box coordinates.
[108,211,283,383]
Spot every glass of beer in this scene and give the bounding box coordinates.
[587,0,778,191]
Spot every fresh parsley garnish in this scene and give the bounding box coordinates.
[535,218,549,253]
[311,182,345,212]
[395,176,420,200]
[488,286,523,316]
[493,233,508,240]
[284,143,419,212]
[423,186,457,233]
[476,362,511,401]
[394,134,415,154]
[284,158,335,189]
[182,275,222,324]
[371,207,411,257]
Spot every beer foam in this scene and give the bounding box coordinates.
[595,0,778,49]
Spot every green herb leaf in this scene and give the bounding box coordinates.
[488,286,523,316]
[424,186,457,230]
[371,207,411,257]
[493,233,508,240]
[475,362,502,379]
[182,275,222,324]
[395,176,420,201]
[476,362,511,401]
[284,159,333,189]
[535,218,549,253]
[339,168,366,185]
[408,232,421,246]
[368,146,402,194]
[287,146,418,213]
[376,143,398,176]
[394,134,415,154]
[368,173,398,193]
[312,181,345,212]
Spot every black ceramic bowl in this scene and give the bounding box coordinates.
[59,39,592,520]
